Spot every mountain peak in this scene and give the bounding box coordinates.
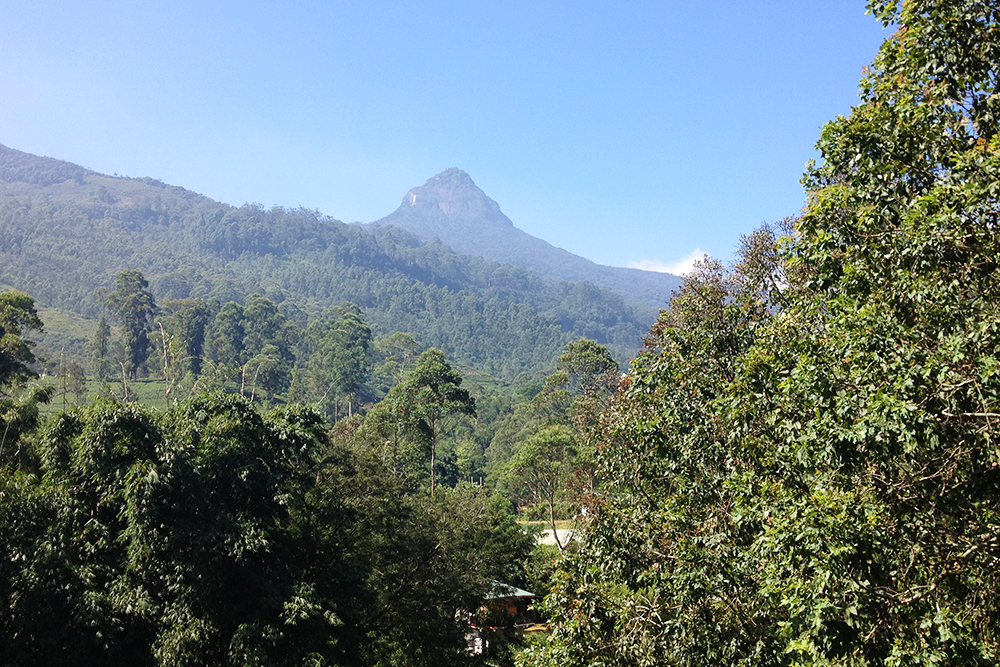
[372,169,681,307]
[428,167,474,186]
[399,168,511,227]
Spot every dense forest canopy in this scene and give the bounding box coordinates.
[525,1,1000,665]
[0,391,534,666]
[0,281,601,665]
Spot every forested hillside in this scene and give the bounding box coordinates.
[0,281,608,665]
[0,145,652,378]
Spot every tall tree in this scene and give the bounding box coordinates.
[372,331,422,391]
[241,295,297,398]
[0,290,44,386]
[501,424,576,550]
[105,270,156,380]
[161,298,211,377]
[308,303,372,419]
[241,295,284,358]
[87,312,115,381]
[527,2,1000,664]
[0,290,52,466]
[404,349,476,496]
[488,339,616,506]
[555,338,618,500]
[555,338,618,396]
[358,349,477,494]
[206,301,245,370]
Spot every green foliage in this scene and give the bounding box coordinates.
[88,312,115,381]
[0,144,651,380]
[105,270,156,379]
[0,290,44,385]
[0,290,52,466]
[356,348,477,494]
[160,298,211,376]
[501,425,576,550]
[527,252,781,667]
[0,392,533,666]
[526,3,1000,664]
[206,301,245,370]
[403,349,477,494]
[306,302,373,419]
[372,331,423,393]
[487,338,617,520]
[555,338,618,395]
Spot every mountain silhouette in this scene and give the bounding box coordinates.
[372,168,681,307]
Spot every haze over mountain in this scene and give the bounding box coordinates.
[0,143,655,378]
[372,169,682,307]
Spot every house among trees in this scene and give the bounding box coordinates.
[466,582,539,655]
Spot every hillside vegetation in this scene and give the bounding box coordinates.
[0,146,652,379]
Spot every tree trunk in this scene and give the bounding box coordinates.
[430,439,436,497]
[549,492,565,551]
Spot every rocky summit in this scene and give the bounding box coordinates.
[372,169,681,307]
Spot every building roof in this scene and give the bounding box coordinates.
[485,581,535,599]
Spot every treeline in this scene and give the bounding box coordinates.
[0,283,620,665]
[81,267,620,503]
[0,303,534,664]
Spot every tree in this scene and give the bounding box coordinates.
[555,338,618,396]
[522,241,792,667]
[405,349,476,496]
[206,301,245,370]
[555,339,618,500]
[358,349,477,495]
[65,361,87,404]
[241,294,284,358]
[308,303,372,419]
[88,312,115,381]
[759,1,1000,659]
[245,343,292,400]
[501,425,576,550]
[0,290,51,467]
[527,2,1000,664]
[488,339,617,509]
[239,295,297,400]
[372,331,422,391]
[0,290,44,386]
[161,298,211,377]
[105,270,156,380]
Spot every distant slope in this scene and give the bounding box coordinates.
[0,144,653,378]
[371,168,682,307]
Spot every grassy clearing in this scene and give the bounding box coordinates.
[34,374,190,416]
[33,307,99,371]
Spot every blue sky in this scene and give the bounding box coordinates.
[1,2,888,274]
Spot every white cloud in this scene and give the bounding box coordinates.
[628,248,706,276]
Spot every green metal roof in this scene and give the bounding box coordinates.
[485,581,535,599]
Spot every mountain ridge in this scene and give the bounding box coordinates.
[0,143,654,378]
[371,168,682,306]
